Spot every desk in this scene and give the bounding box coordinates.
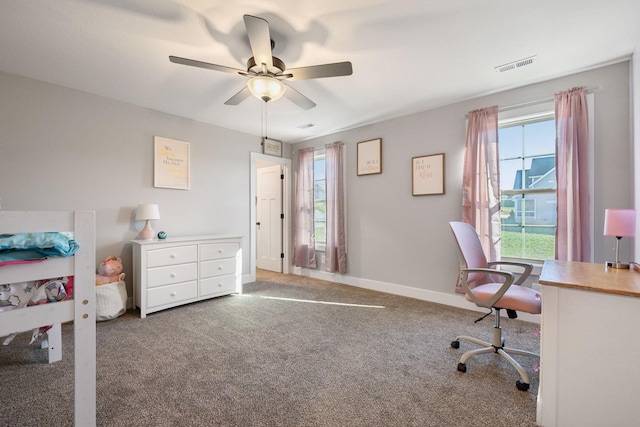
[536,260,640,427]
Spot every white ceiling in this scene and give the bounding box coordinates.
[1,0,639,143]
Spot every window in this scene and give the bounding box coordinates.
[499,114,556,261]
[313,150,326,245]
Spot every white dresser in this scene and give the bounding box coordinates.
[131,235,242,318]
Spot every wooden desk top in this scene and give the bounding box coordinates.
[539,260,640,298]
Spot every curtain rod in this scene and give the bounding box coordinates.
[292,142,344,153]
[292,146,323,154]
[465,86,600,118]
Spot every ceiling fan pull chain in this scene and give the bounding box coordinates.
[260,101,265,139]
[264,101,268,139]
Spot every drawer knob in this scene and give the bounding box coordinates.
[170,292,177,297]
[218,283,222,287]
[170,273,176,278]
[170,254,176,259]
[218,249,223,253]
[218,266,223,270]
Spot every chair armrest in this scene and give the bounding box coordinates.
[486,261,533,285]
[460,268,514,309]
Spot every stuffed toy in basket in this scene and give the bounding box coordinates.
[95,256,127,321]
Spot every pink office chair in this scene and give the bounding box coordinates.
[449,221,541,391]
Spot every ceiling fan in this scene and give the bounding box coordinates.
[169,14,353,110]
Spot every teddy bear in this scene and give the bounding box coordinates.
[96,256,126,285]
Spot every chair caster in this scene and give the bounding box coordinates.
[516,380,530,391]
[457,363,467,373]
[451,340,460,349]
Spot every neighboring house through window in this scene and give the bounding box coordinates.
[499,110,556,262]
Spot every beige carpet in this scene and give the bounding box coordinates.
[0,270,540,426]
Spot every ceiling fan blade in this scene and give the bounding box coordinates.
[224,86,252,105]
[169,55,246,76]
[283,84,316,110]
[243,15,273,70]
[287,62,353,81]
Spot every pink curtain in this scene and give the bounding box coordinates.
[555,87,590,261]
[292,148,317,268]
[462,105,501,262]
[325,142,347,273]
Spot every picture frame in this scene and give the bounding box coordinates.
[412,153,445,196]
[263,137,282,157]
[357,138,382,176]
[154,136,190,190]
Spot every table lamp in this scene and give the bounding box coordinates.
[604,208,636,269]
[136,204,160,240]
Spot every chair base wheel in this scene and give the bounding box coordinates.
[457,363,467,373]
[451,340,460,349]
[516,380,530,391]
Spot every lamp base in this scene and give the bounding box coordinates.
[606,261,630,269]
[140,221,155,240]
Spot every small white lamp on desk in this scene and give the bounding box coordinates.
[604,208,636,269]
[136,204,160,240]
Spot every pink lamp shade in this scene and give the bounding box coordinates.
[604,209,636,237]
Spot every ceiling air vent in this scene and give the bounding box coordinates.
[495,55,537,73]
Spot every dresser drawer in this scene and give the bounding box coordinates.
[147,245,197,268]
[147,281,198,308]
[200,274,236,297]
[200,258,236,279]
[200,242,240,261]
[147,263,198,288]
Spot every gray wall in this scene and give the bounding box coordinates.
[0,71,260,294]
[0,61,633,308]
[292,62,633,298]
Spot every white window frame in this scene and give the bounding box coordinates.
[313,149,327,249]
[499,109,555,263]
[309,146,348,255]
[498,93,595,264]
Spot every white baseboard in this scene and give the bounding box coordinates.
[290,267,540,324]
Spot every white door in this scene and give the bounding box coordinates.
[256,164,283,272]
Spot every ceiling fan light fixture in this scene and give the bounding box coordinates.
[247,76,286,102]
[171,15,351,109]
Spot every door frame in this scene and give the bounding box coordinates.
[250,152,291,283]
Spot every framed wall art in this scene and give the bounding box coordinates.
[154,136,190,190]
[357,138,382,176]
[263,137,283,157]
[412,153,445,196]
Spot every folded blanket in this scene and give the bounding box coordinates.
[0,250,48,266]
[0,232,79,260]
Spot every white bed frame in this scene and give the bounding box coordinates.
[0,210,96,427]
